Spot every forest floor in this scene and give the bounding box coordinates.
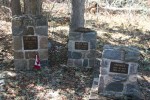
[0,1,150,100]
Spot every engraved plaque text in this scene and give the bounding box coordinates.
[75,42,88,50]
[110,62,129,74]
[23,36,38,50]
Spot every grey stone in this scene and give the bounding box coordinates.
[23,27,35,35]
[93,71,100,78]
[102,91,123,98]
[67,51,72,58]
[125,84,137,94]
[14,51,24,59]
[13,36,22,50]
[90,40,96,49]
[101,68,108,75]
[35,27,48,36]
[72,52,82,59]
[23,19,34,26]
[111,75,128,82]
[14,60,28,70]
[0,80,4,85]
[12,19,22,28]
[12,26,24,36]
[74,59,82,67]
[129,63,138,74]
[83,59,88,67]
[102,49,122,60]
[125,83,144,100]
[103,45,114,50]
[25,51,38,59]
[36,17,47,26]
[105,82,123,92]
[67,41,74,51]
[69,32,81,40]
[125,51,140,62]
[101,59,109,67]
[103,45,140,62]
[83,32,96,41]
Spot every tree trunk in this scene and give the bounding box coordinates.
[70,0,85,32]
[24,0,42,15]
[11,0,21,16]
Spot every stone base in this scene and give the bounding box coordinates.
[14,59,48,70]
[98,76,144,100]
[89,77,144,100]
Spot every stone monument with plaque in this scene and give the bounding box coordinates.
[12,15,48,70]
[89,45,143,100]
[12,16,48,70]
[12,1,48,70]
[97,45,143,99]
[67,28,97,68]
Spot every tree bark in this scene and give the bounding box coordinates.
[70,0,85,32]
[11,0,21,16]
[24,0,42,15]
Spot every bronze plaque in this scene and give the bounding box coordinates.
[23,36,38,50]
[75,42,88,50]
[110,62,129,74]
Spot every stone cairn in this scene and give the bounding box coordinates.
[12,0,48,70]
[12,16,48,70]
[67,28,97,68]
[89,45,144,100]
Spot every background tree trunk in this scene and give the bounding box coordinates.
[11,0,21,16]
[24,0,42,15]
[70,0,85,32]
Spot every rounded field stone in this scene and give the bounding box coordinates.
[83,32,96,41]
[101,59,109,67]
[112,75,128,82]
[13,36,22,50]
[83,59,88,67]
[74,59,82,67]
[102,49,122,60]
[69,32,81,40]
[105,82,123,92]
[72,52,82,59]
